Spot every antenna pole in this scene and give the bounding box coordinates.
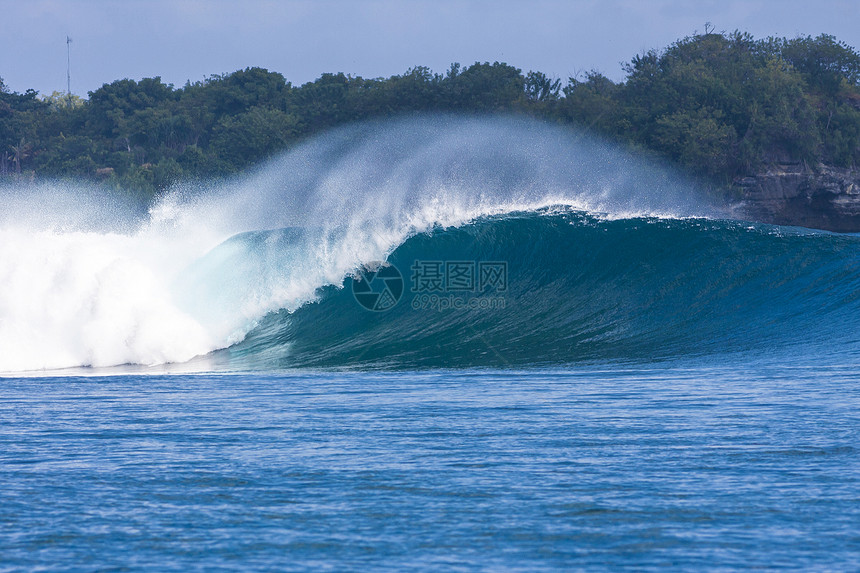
[66,36,72,105]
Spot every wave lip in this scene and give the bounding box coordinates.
[2,115,818,372]
[224,210,860,369]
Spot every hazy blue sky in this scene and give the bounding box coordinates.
[2,0,859,97]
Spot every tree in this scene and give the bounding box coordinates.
[36,135,99,176]
[778,34,860,95]
[209,106,299,169]
[201,67,291,116]
[0,30,858,199]
[87,77,176,138]
[9,137,32,174]
[653,107,738,178]
[294,73,353,131]
[358,67,443,114]
[559,71,623,135]
[40,91,85,112]
[525,71,561,103]
[1,151,11,175]
[442,61,525,111]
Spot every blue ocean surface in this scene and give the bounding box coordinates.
[2,364,859,571]
[2,118,860,570]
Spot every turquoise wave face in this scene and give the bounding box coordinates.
[3,116,855,372]
[216,210,860,369]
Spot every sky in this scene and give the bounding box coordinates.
[2,0,860,98]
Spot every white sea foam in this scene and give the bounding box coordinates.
[0,116,713,372]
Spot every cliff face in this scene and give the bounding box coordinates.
[733,164,860,232]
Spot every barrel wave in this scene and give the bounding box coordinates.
[223,211,860,369]
[1,115,858,372]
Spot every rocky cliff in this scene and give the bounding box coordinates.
[732,164,860,232]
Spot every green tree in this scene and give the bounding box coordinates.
[778,34,860,95]
[1,30,859,199]
[739,57,818,167]
[36,134,99,176]
[9,137,32,174]
[442,62,525,111]
[210,106,299,169]
[559,71,623,135]
[294,73,353,131]
[40,91,85,112]
[653,108,738,178]
[525,71,561,103]
[199,67,291,116]
[87,77,176,139]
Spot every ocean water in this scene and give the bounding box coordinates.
[2,365,859,571]
[2,116,859,569]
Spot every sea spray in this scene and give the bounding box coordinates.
[0,115,717,372]
[226,211,860,369]
[0,227,215,370]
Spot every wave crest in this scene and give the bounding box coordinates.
[1,116,798,372]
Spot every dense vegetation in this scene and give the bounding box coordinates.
[2,31,860,198]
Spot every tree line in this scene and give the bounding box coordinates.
[2,30,859,199]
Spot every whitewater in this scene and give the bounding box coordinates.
[2,115,859,372]
[4,115,860,572]
[0,115,723,372]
